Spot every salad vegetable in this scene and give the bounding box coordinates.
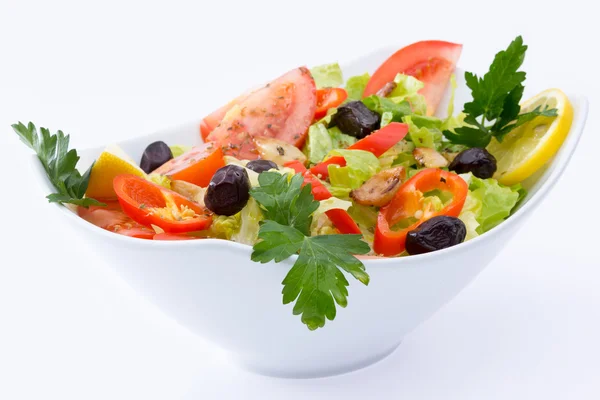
[14,36,572,330]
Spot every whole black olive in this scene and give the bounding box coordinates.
[140,141,173,174]
[246,159,278,174]
[448,148,497,179]
[204,165,251,216]
[329,101,380,139]
[406,216,466,255]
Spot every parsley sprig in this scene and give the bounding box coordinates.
[443,36,558,147]
[250,172,370,330]
[12,122,104,207]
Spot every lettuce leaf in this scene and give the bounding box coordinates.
[460,173,522,235]
[310,63,344,89]
[362,95,412,121]
[388,74,428,115]
[345,73,370,101]
[231,197,263,245]
[327,149,380,191]
[304,123,357,164]
[404,115,443,149]
[169,144,191,158]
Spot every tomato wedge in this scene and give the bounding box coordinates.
[314,88,348,120]
[310,122,409,179]
[373,169,468,256]
[152,142,224,187]
[206,67,316,159]
[284,160,361,234]
[114,174,212,233]
[78,201,155,239]
[199,92,253,142]
[363,41,462,115]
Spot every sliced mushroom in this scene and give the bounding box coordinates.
[171,180,207,207]
[413,147,449,168]
[350,166,406,207]
[376,81,397,98]
[253,136,307,166]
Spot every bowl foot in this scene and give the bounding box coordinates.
[231,340,402,379]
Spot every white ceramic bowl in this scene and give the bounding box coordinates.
[31,46,589,378]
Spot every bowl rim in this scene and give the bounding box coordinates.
[28,47,590,269]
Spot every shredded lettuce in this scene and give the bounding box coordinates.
[304,123,357,164]
[362,95,412,121]
[309,197,353,236]
[169,144,191,158]
[210,214,241,240]
[310,63,344,89]
[147,173,172,189]
[345,73,370,101]
[460,173,522,235]
[458,193,482,240]
[404,115,443,149]
[379,140,414,169]
[231,197,263,245]
[327,149,380,191]
[388,74,428,115]
[380,111,393,127]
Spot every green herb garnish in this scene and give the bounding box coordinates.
[443,36,558,147]
[250,172,370,330]
[12,122,104,207]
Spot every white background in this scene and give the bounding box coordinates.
[0,0,598,398]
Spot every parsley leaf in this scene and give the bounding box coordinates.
[444,36,558,147]
[250,172,370,330]
[249,172,319,236]
[12,122,105,207]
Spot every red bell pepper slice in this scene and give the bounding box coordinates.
[310,122,409,178]
[114,174,213,234]
[284,160,361,234]
[373,168,468,256]
[314,87,348,120]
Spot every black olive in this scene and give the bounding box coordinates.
[329,101,380,139]
[246,159,279,174]
[406,216,466,255]
[448,148,497,179]
[140,141,173,174]
[204,165,251,216]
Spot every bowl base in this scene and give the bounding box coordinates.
[231,340,403,379]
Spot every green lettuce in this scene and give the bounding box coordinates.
[231,198,263,245]
[459,173,523,236]
[345,73,370,101]
[304,123,357,164]
[388,74,428,115]
[210,214,241,240]
[327,149,380,191]
[310,63,343,89]
[379,140,414,169]
[380,111,393,127]
[404,115,443,149]
[362,95,412,121]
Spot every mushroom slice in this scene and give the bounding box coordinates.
[253,136,307,166]
[413,147,449,168]
[350,166,406,207]
[171,180,207,207]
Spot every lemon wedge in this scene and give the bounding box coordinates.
[85,144,146,199]
[487,88,573,186]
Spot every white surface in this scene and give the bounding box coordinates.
[0,0,598,398]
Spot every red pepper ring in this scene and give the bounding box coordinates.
[114,174,213,234]
[374,169,468,256]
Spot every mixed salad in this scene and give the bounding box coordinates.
[15,36,573,330]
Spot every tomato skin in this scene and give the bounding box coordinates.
[314,88,348,120]
[199,92,253,142]
[152,142,224,187]
[114,174,212,233]
[206,67,316,159]
[153,233,199,240]
[373,169,468,256]
[284,160,361,234]
[363,41,462,115]
[309,122,409,179]
[77,202,155,239]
